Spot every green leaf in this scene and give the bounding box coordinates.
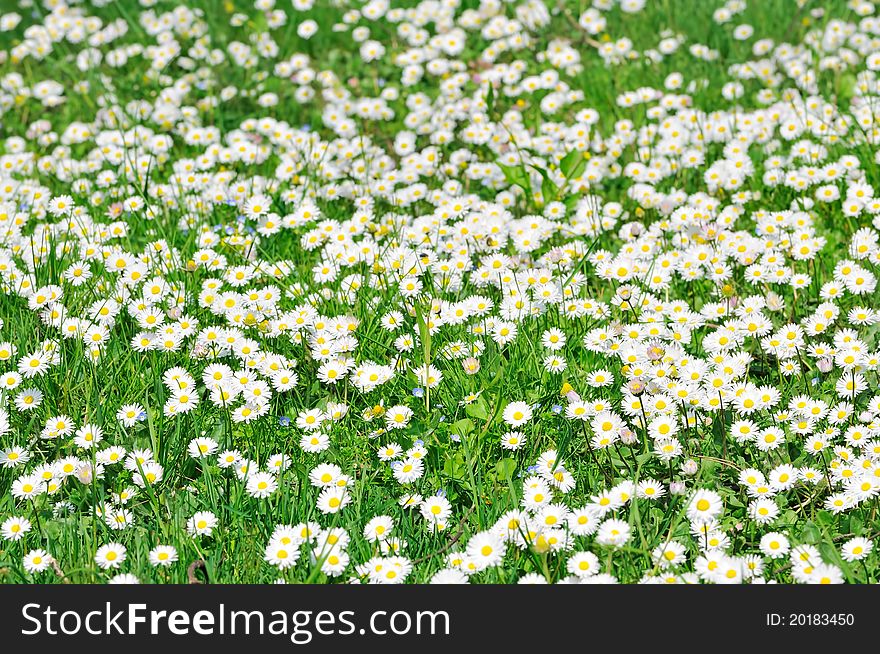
[560,149,587,179]
[838,73,857,103]
[850,514,863,535]
[44,520,63,539]
[495,458,517,481]
[443,452,468,481]
[726,494,745,509]
[800,520,821,544]
[819,541,853,580]
[465,396,490,421]
[485,83,495,117]
[816,510,834,527]
[779,509,798,527]
[699,458,718,478]
[541,174,557,204]
[531,165,558,204]
[450,418,475,439]
[498,162,531,195]
[413,303,432,362]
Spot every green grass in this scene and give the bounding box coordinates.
[0,0,878,584]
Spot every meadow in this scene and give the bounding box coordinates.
[0,0,879,584]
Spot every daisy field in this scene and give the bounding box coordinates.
[1,0,879,585]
